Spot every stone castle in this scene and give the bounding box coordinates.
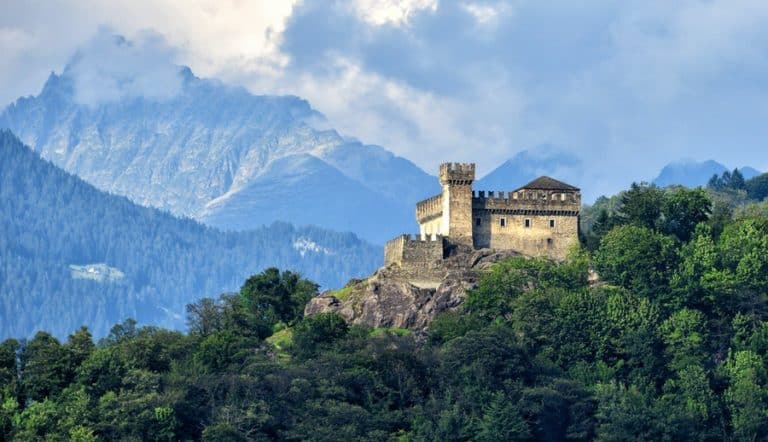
[384,162,581,279]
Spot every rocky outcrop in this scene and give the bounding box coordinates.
[305,247,523,331]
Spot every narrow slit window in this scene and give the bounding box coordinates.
[476,218,482,226]
[547,238,553,248]
[500,218,507,227]
[524,219,531,228]
[549,219,556,228]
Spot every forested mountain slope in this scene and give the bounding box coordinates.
[0,131,380,338]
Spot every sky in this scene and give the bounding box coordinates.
[1,0,767,197]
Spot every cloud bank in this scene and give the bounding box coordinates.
[2,0,768,198]
[65,29,183,105]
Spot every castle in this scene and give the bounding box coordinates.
[384,163,581,279]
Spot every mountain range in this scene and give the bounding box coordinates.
[0,65,437,244]
[0,131,380,339]
[652,159,761,188]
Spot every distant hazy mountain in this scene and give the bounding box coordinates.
[0,60,436,243]
[652,160,762,188]
[0,131,380,339]
[476,145,583,191]
[739,166,762,180]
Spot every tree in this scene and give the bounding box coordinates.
[659,365,719,440]
[292,313,349,359]
[240,268,319,327]
[19,332,72,402]
[659,309,708,372]
[476,392,530,441]
[724,350,768,440]
[66,327,95,370]
[594,225,678,300]
[186,297,223,337]
[594,382,667,441]
[0,339,19,394]
[746,173,768,201]
[614,182,664,230]
[660,187,711,242]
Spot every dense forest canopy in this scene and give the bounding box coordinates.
[0,131,381,339]
[2,174,767,440]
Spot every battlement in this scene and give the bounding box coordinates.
[384,234,445,271]
[439,163,475,185]
[472,189,581,214]
[416,194,443,222]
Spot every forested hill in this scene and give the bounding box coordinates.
[0,131,380,339]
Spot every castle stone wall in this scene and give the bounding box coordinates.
[384,234,446,281]
[416,194,443,224]
[473,213,578,260]
[471,189,580,260]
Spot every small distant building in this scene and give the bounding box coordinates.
[384,162,581,278]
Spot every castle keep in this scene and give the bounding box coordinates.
[384,163,581,279]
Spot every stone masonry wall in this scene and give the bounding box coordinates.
[384,234,446,281]
[439,163,475,247]
[471,189,580,260]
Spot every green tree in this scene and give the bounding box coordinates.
[20,332,72,402]
[594,382,666,441]
[660,187,711,242]
[746,172,768,201]
[0,339,19,395]
[292,313,349,359]
[659,308,708,372]
[614,182,664,230]
[476,392,530,442]
[724,350,768,440]
[66,326,95,370]
[240,268,319,327]
[594,225,678,300]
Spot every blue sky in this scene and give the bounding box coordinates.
[1,0,767,197]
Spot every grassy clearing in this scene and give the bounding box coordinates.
[266,327,294,363]
[369,327,411,338]
[329,285,354,300]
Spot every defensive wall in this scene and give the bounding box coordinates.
[471,189,580,260]
[384,234,446,281]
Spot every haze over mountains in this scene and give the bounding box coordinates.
[0,131,380,339]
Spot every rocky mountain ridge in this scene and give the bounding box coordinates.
[0,65,437,243]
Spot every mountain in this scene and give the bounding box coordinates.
[739,166,762,180]
[652,160,762,188]
[475,145,583,191]
[0,61,436,244]
[0,131,381,339]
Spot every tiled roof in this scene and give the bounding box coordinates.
[515,176,580,191]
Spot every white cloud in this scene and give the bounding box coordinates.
[67,29,183,105]
[352,0,437,26]
[462,1,515,28]
[0,0,297,105]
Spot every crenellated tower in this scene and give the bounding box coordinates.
[438,163,475,247]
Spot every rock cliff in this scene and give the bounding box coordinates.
[305,247,522,331]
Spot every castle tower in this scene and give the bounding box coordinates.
[439,163,475,247]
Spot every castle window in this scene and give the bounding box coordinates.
[549,219,556,228]
[547,238,553,248]
[524,218,531,228]
[476,218,482,226]
[500,218,507,227]
[561,193,567,201]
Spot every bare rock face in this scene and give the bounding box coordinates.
[305,248,523,331]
